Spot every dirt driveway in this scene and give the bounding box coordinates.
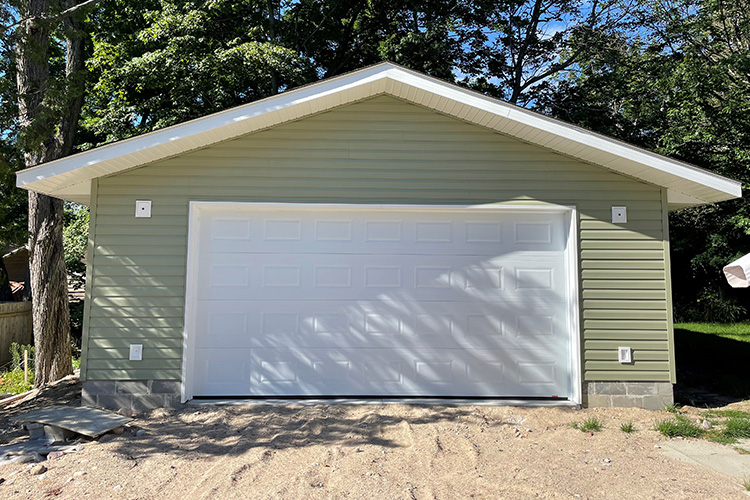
[0,379,747,499]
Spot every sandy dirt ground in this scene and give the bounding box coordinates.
[0,377,748,499]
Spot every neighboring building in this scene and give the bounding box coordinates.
[16,63,741,412]
[1,245,85,302]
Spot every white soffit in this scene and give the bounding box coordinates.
[16,62,742,207]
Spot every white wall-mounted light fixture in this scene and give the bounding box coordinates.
[135,200,152,218]
[611,206,627,223]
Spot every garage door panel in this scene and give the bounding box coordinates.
[197,253,567,301]
[200,210,566,256]
[189,205,575,399]
[194,299,570,353]
[192,347,567,397]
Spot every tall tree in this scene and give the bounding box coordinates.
[457,0,632,106]
[538,0,750,321]
[7,0,94,385]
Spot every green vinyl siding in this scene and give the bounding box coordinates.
[82,95,672,385]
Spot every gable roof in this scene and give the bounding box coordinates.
[16,62,741,208]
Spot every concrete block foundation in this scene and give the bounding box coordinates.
[584,382,673,410]
[82,380,181,414]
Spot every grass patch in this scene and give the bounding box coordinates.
[704,409,750,419]
[655,415,704,438]
[744,476,750,492]
[620,421,635,433]
[723,417,750,439]
[572,417,603,433]
[664,403,682,414]
[674,322,750,343]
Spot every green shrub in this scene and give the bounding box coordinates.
[572,417,603,433]
[655,415,703,438]
[0,368,33,393]
[10,343,34,371]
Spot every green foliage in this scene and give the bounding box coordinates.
[571,417,603,432]
[1,343,35,394]
[10,342,34,371]
[655,415,703,438]
[0,368,33,394]
[675,322,750,343]
[744,477,750,491]
[63,203,89,289]
[620,421,635,433]
[539,0,750,321]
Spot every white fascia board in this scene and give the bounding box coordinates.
[385,68,742,203]
[17,62,742,207]
[16,64,394,191]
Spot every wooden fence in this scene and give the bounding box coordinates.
[0,301,33,367]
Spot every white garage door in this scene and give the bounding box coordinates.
[185,204,577,400]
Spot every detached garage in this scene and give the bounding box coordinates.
[17,63,741,410]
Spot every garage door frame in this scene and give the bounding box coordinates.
[180,202,582,404]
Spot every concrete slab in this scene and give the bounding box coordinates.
[15,405,132,438]
[661,440,750,478]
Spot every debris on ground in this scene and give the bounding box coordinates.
[0,405,131,465]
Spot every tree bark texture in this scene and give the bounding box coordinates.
[15,0,79,386]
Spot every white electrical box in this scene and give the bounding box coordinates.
[129,344,143,361]
[618,346,632,364]
[612,207,628,224]
[135,200,152,218]
[611,206,627,223]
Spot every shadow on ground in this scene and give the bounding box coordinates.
[674,328,750,407]
[108,403,531,461]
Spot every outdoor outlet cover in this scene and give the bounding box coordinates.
[129,344,143,361]
[618,346,632,364]
[135,200,152,218]
[611,206,627,223]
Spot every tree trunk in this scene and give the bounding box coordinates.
[14,0,76,386]
[28,192,72,384]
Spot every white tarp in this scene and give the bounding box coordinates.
[724,254,750,288]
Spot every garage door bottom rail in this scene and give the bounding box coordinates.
[189,395,577,407]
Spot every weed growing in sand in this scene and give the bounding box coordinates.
[664,403,682,414]
[620,421,635,433]
[744,477,750,491]
[655,415,703,438]
[572,417,603,433]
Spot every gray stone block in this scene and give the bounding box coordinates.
[643,395,672,410]
[82,380,116,396]
[657,383,674,396]
[131,395,167,414]
[81,391,97,407]
[97,395,134,412]
[625,383,658,396]
[586,395,612,408]
[589,382,626,395]
[151,380,181,394]
[115,381,151,395]
[611,395,643,408]
[162,394,182,409]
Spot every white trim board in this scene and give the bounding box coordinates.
[181,201,582,405]
[17,63,741,208]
